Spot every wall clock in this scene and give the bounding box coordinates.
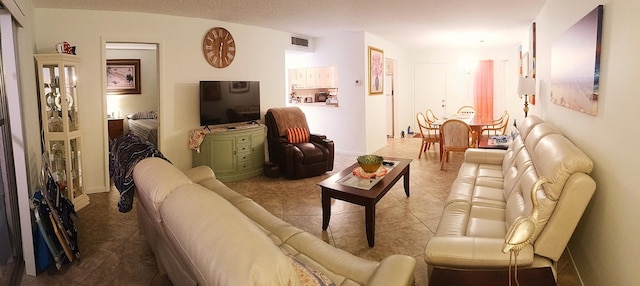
[202,27,236,68]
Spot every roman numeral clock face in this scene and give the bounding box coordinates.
[202,27,236,68]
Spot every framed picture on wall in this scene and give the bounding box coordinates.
[107,59,141,94]
[368,46,384,95]
[550,5,603,115]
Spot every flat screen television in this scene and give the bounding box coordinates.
[199,81,261,126]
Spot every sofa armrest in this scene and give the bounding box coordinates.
[424,236,533,268]
[464,149,506,165]
[183,165,216,183]
[367,255,416,286]
[310,133,327,141]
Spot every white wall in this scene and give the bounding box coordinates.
[34,9,291,193]
[364,33,411,153]
[284,31,413,155]
[285,32,368,155]
[536,0,640,284]
[409,45,525,130]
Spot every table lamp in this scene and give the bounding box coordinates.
[517,77,536,118]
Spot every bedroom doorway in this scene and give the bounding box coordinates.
[103,41,160,190]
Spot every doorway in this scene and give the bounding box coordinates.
[385,59,396,138]
[103,42,160,189]
[414,63,447,118]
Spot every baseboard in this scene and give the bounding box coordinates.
[566,247,585,286]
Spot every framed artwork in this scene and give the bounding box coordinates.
[229,81,250,93]
[368,46,384,95]
[550,5,603,115]
[518,45,523,77]
[529,22,537,105]
[522,52,530,78]
[107,59,141,94]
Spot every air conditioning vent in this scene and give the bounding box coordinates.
[291,36,309,47]
[288,35,313,51]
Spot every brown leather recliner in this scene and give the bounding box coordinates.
[265,107,334,179]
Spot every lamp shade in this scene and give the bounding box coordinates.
[517,77,536,95]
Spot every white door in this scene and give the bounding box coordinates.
[414,63,447,118]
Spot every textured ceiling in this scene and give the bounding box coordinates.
[33,0,545,49]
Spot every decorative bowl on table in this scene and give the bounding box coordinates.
[357,155,384,173]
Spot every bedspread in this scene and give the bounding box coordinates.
[109,133,170,213]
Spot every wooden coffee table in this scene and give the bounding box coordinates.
[318,157,411,247]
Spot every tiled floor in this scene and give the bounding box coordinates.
[20,137,580,285]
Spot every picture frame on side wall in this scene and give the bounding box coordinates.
[368,46,384,95]
[107,59,141,95]
[550,5,603,116]
[529,22,537,105]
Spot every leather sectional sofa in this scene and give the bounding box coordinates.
[133,157,416,285]
[424,115,596,282]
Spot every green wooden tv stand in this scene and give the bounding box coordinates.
[192,125,265,182]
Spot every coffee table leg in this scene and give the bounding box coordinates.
[404,166,410,197]
[365,203,375,247]
[322,188,331,230]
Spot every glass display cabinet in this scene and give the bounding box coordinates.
[35,54,90,210]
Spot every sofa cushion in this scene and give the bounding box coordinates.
[160,184,300,286]
[133,158,192,222]
[227,193,380,286]
[524,122,562,151]
[517,115,544,140]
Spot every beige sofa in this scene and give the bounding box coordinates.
[424,115,596,281]
[133,157,416,286]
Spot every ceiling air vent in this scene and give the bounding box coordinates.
[289,35,313,51]
[291,36,309,47]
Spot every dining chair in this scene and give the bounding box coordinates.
[425,109,439,124]
[416,112,440,159]
[439,119,477,170]
[482,110,510,136]
[456,106,476,119]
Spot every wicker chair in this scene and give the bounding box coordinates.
[416,112,440,159]
[439,119,476,170]
[481,110,510,136]
[425,109,439,124]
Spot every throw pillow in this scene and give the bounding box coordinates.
[287,127,310,143]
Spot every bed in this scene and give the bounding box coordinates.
[127,111,158,146]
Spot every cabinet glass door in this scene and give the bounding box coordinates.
[41,64,63,133]
[64,64,79,132]
[69,138,82,199]
[49,140,66,184]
